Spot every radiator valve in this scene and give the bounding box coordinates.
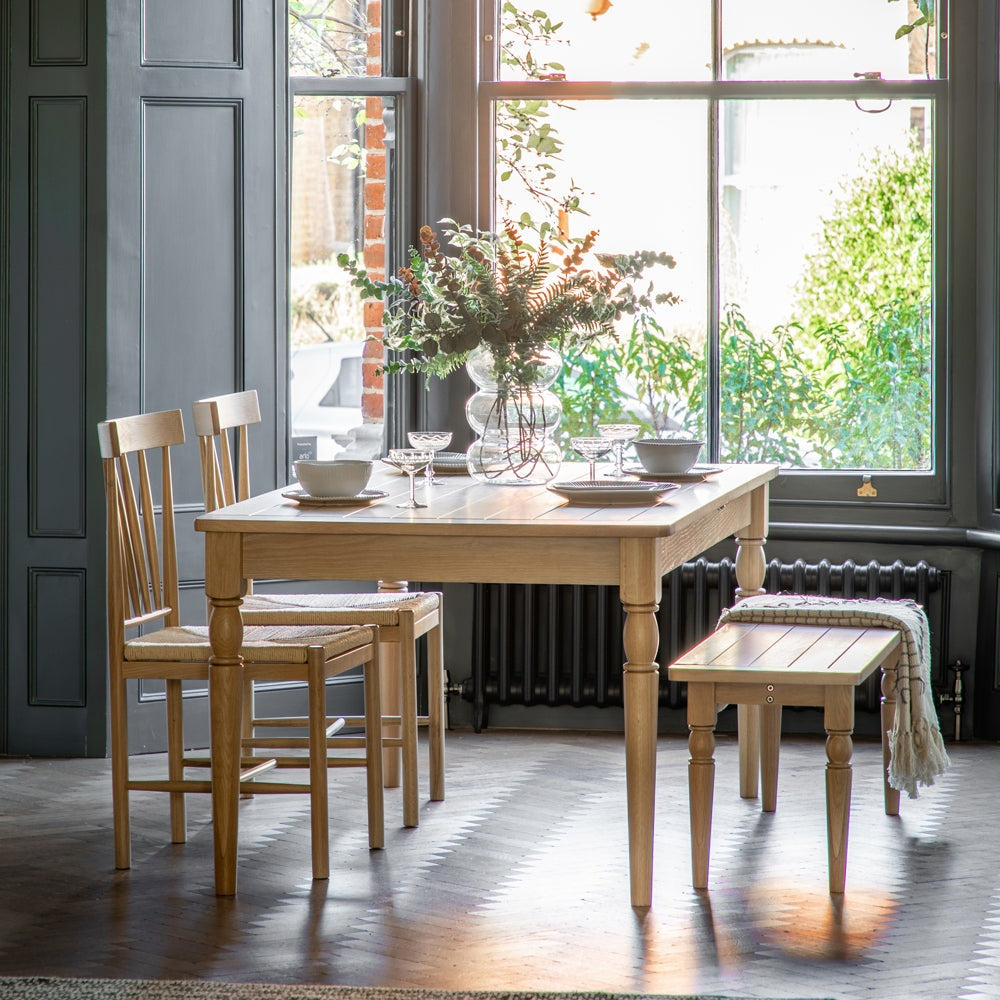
[938,660,968,741]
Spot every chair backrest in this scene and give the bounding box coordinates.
[192,389,261,512]
[98,409,186,641]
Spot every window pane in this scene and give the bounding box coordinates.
[496,99,709,443]
[499,0,711,82]
[289,0,380,78]
[289,94,388,459]
[722,1,938,81]
[720,98,933,470]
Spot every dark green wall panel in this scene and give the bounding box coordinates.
[141,0,241,68]
[29,96,87,538]
[28,568,86,706]
[30,0,87,66]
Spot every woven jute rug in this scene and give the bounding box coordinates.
[0,980,833,1000]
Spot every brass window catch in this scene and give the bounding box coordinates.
[857,475,878,498]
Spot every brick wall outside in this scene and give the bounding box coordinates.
[362,0,386,422]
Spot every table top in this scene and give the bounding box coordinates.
[195,461,777,541]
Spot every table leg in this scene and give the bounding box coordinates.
[735,482,769,799]
[825,685,854,894]
[734,482,769,601]
[205,533,245,897]
[620,540,662,909]
[378,580,406,789]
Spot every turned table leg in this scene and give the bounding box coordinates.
[205,533,245,897]
[825,685,855,894]
[620,540,662,909]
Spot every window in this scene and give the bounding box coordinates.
[287,1,410,460]
[482,0,946,507]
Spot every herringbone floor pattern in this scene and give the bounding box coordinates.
[0,730,994,999]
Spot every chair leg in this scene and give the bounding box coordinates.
[687,683,717,890]
[379,639,401,789]
[165,678,187,844]
[760,703,782,813]
[880,652,901,817]
[307,652,330,880]
[824,686,855,894]
[427,610,446,803]
[110,672,131,870]
[241,676,256,799]
[399,616,419,828]
[363,641,385,850]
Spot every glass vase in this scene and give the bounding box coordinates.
[465,344,563,485]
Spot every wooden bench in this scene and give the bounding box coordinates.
[667,621,902,893]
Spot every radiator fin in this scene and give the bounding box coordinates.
[468,558,947,731]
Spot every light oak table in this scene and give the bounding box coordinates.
[195,460,778,903]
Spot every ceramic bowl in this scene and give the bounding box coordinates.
[633,438,703,475]
[293,459,373,498]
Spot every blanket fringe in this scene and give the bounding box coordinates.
[888,717,951,799]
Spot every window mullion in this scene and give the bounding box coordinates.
[707,97,721,465]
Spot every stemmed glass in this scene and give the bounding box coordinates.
[388,448,433,509]
[598,423,641,478]
[570,436,614,482]
[407,430,453,486]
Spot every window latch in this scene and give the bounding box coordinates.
[857,475,878,498]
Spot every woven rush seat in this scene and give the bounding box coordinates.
[125,624,376,663]
[240,592,440,626]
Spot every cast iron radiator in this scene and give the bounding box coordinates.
[465,558,947,731]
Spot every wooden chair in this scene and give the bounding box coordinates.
[98,408,384,879]
[668,621,902,893]
[192,389,445,829]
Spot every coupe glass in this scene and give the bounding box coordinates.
[598,423,641,478]
[407,430,453,486]
[570,436,614,481]
[388,448,433,509]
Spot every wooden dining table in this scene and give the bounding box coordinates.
[195,459,778,904]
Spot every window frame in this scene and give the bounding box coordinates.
[285,0,416,454]
[476,0,953,515]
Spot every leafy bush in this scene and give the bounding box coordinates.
[719,306,820,465]
[554,141,934,470]
[794,142,932,338]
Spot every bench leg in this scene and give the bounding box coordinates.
[760,703,781,813]
[880,652,901,817]
[687,683,717,889]
[737,704,760,799]
[824,686,854,894]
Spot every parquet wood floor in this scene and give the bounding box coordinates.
[0,730,996,999]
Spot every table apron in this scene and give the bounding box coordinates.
[654,493,752,578]
[234,493,753,588]
[242,533,624,586]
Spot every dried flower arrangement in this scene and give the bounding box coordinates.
[338,220,678,390]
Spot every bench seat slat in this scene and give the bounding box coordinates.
[670,623,900,686]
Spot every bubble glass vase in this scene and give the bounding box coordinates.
[464,344,563,485]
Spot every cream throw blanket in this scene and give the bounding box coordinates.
[717,593,950,798]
